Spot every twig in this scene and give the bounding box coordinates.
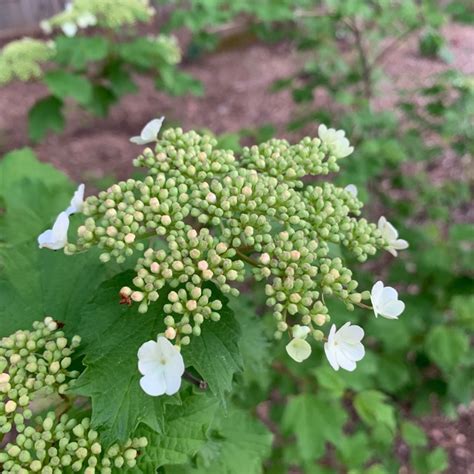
[183,370,207,390]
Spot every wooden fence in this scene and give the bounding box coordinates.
[0,0,67,32]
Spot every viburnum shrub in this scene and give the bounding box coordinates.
[43,119,408,382]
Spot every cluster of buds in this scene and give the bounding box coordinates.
[65,124,402,349]
[0,412,147,473]
[240,136,342,184]
[0,38,54,85]
[0,318,80,435]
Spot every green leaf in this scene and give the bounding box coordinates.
[194,408,273,474]
[353,390,396,433]
[0,148,73,245]
[84,85,117,117]
[401,421,427,448]
[182,291,242,405]
[44,71,93,105]
[136,390,219,471]
[411,447,449,474]
[54,36,109,69]
[314,365,347,398]
[232,298,271,390]
[0,243,105,338]
[103,62,138,97]
[425,326,469,373]
[73,272,177,445]
[336,431,371,469]
[156,65,204,97]
[282,394,348,461]
[28,96,65,142]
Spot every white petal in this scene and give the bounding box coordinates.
[140,373,166,396]
[379,300,405,319]
[66,183,85,215]
[344,184,358,197]
[387,247,398,257]
[156,336,180,360]
[339,341,365,362]
[383,220,399,241]
[163,368,183,395]
[318,123,328,140]
[140,117,164,142]
[137,340,161,375]
[324,342,339,371]
[337,323,364,343]
[335,350,357,371]
[38,212,69,250]
[327,324,337,345]
[291,325,310,339]
[130,135,147,145]
[380,286,398,304]
[393,239,409,250]
[378,216,387,230]
[286,339,312,363]
[371,281,384,304]
[38,229,54,248]
[62,22,78,37]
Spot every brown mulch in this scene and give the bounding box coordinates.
[0,18,473,474]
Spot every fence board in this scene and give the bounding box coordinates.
[0,0,67,31]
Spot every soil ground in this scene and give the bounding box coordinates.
[0,19,473,474]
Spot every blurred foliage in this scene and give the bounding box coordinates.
[0,1,202,144]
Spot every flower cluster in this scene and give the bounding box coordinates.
[42,0,155,36]
[0,318,81,436]
[38,119,409,394]
[0,411,147,473]
[0,38,54,85]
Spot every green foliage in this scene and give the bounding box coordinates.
[182,298,243,404]
[282,394,347,460]
[27,96,65,142]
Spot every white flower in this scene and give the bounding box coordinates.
[65,183,85,215]
[344,184,358,197]
[324,322,365,372]
[370,281,405,320]
[37,212,70,250]
[130,117,165,145]
[61,22,78,37]
[286,338,312,363]
[77,12,97,29]
[378,216,409,257]
[137,336,185,396]
[318,123,354,158]
[40,20,52,34]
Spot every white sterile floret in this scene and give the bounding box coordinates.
[77,12,97,29]
[378,216,409,256]
[38,212,70,250]
[137,336,185,396]
[286,338,312,363]
[130,117,165,145]
[324,322,365,371]
[66,183,85,215]
[40,20,52,34]
[344,184,358,197]
[370,281,405,320]
[61,22,78,37]
[318,123,354,158]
